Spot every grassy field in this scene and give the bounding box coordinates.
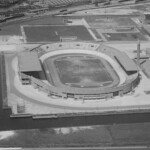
[102,32,147,41]
[23,25,94,43]
[54,57,113,87]
[0,15,65,36]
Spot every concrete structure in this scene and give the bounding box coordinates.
[2,41,145,121]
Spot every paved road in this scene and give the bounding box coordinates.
[6,146,149,150]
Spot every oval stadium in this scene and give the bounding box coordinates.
[17,42,140,104]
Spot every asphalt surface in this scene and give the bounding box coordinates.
[8,146,150,150]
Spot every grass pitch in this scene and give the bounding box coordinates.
[23,25,94,43]
[45,55,115,88]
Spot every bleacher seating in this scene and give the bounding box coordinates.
[40,42,100,52]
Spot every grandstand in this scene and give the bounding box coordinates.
[35,42,139,98]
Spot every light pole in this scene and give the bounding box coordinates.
[137,40,141,67]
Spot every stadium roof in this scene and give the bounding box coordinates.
[18,52,42,72]
[115,52,138,71]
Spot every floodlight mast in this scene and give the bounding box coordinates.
[137,40,141,67]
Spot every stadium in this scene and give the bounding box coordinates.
[1,6,148,119]
[1,0,150,131]
[5,41,139,113]
[0,20,146,119]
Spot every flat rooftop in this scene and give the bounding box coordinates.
[18,52,42,72]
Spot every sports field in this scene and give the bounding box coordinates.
[84,16,136,28]
[45,55,115,88]
[102,32,147,41]
[23,25,94,43]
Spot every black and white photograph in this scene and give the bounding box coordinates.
[0,0,150,150]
